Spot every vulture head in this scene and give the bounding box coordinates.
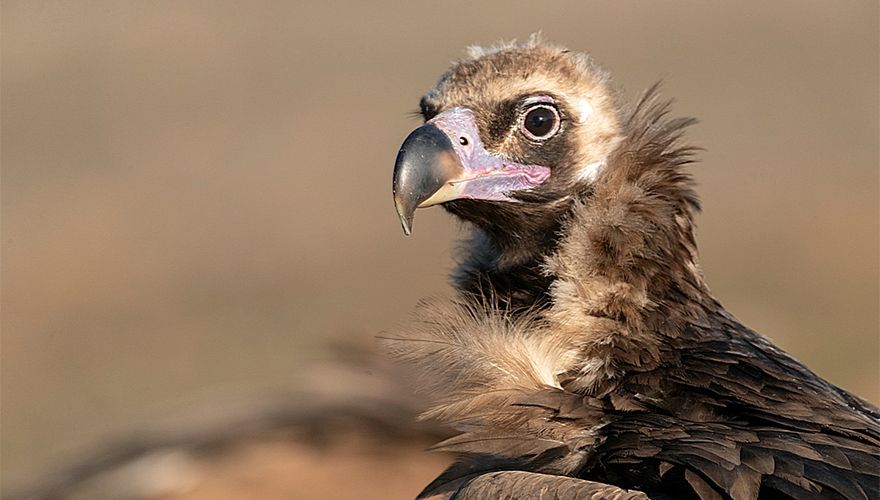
[393,39,625,264]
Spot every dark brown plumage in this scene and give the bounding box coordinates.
[386,36,880,500]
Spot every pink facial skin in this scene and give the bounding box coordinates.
[428,107,551,202]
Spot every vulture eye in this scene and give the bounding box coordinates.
[521,104,560,140]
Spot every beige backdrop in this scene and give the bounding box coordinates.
[2,0,878,494]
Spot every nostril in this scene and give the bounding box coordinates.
[459,136,469,146]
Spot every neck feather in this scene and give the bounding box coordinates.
[545,86,714,381]
[447,198,569,308]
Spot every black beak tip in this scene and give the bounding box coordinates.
[397,206,413,236]
[393,188,414,236]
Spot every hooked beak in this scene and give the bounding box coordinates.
[392,108,550,235]
[392,123,463,235]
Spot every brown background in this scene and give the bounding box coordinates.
[2,1,878,496]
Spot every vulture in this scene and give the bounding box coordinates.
[386,37,880,500]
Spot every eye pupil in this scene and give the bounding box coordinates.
[522,106,559,139]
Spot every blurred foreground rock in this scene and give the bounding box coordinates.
[7,344,452,500]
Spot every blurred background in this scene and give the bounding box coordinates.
[2,1,877,498]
